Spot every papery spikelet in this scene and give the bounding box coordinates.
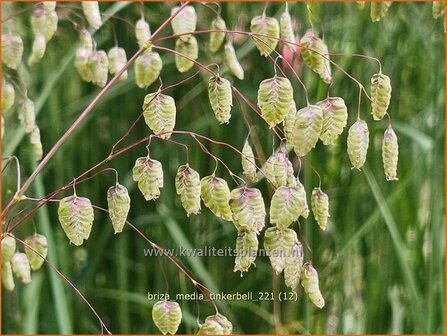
[30,126,43,160]
[89,50,109,87]
[317,97,348,145]
[135,50,163,88]
[79,28,93,50]
[43,9,58,42]
[263,151,295,188]
[296,179,310,218]
[31,7,57,42]
[2,33,23,69]
[30,8,46,37]
[263,227,297,274]
[142,92,176,139]
[280,7,296,52]
[108,47,128,80]
[24,233,48,271]
[175,164,201,216]
[301,262,325,308]
[241,140,257,182]
[433,1,446,19]
[11,252,31,284]
[2,80,15,112]
[250,15,280,56]
[198,320,224,335]
[209,16,226,52]
[200,175,232,221]
[18,98,36,133]
[171,5,197,40]
[288,105,323,157]
[270,186,308,229]
[234,230,258,274]
[58,194,94,246]
[132,156,164,201]
[135,17,151,48]
[152,300,182,335]
[175,36,198,73]
[371,72,392,120]
[2,235,16,263]
[371,2,392,22]
[311,187,330,230]
[75,47,93,82]
[28,33,46,66]
[300,30,331,84]
[284,241,304,291]
[257,76,293,127]
[204,314,232,334]
[107,183,131,233]
[382,126,399,181]
[208,75,232,124]
[283,100,297,143]
[347,119,369,170]
[2,262,15,291]
[82,2,102,29]
[230,187,266,233]
[224,42,244,80]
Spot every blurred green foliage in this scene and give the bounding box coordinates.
[2,1,445,334]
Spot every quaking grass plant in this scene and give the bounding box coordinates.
[1,1,445,334]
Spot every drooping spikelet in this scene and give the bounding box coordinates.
[58,194,94,246]
[82,2,102,29]
[152,300,182,335]
[301,262,325,308]
[229,187,266,233]
[250,15,280,56]
[370,72,392,120]
[18,98,36,133]
[30,126,43,160]
[382,126,399,181]
[30,6,58,43]
[28,33,46,66]
[270,186,308,229]
[132,156,164,201]
[108,47,128,80]
[289,105,324,157]
[347,119,369,170]
[263,150,295,188]
[284,241,304,291]
[241,139,257,182]
[198,320,224,335]
[175,164,201,216]
[24,233,48,270]
[280,6,296,52]
[257,76,294,127]
[11,252,32,284]
[316,97,348,145]
[224,42,244,80]
[2,33,23,69]
[200,175,232,221]
[300,29,332,84]
[142,92,176,139]
[107,183,131,233]
[208,75,233,124]
[311,187,330,230]
[263,227,297,274]
[89,50,109,87]
[370,2,392,22]
[171,5,197,40]
[175,36,198,73]
[295,179,310,219]
[2,235,16,263]
[2,262,15,291]
[134,50,163,88]
[75,30,93,82]
[203,314,233,334]
[234,230,259,274]
[2,80,15,112]
[135,17,151,48]
[209,16,226,52]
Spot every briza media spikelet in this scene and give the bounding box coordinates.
[250,15,280,56]
[135,50,163,88]
[263,150,295,188]
[24,233,48,271]
[171,5,197,40]
[152,300,182,335]
[234,230,259,274]
[300,29,332,84]
[280,6,296,52]
[11,252,32,284]
[284,241,304,291]
[107,183,131,233]
[270,186,308,229]
[82,1,102,29]
[241,140,257,182]
[2,80,15,112]
[208,75,233,124]
[142,92,176,139]
[301,262,325,308]
[347,119,369,170]
[132,156,164,201]
[229,187,266,233]
[209,16,226,52]
[317,97,348,145]
[175,164,201,216]
[224,41,244,80]
[371,72,392,120]
[2,33,23,69]
[2,235,16,263]
[382,126,399,181]
[135,17,151,48]
[175,36,198,73]
[2,262,15,291]
[200,175,232,221]
[311,187,330,230]
[108,47,128,80]
[263,227,297,274]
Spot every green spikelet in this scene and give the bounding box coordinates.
[75,48,93,82]
[43,9,58,42]
[11,252,31,284]
[204,314,232,334]
[2,33,23,69]
[208,75,232,124]
[250,15,280,56]
[263,227,297,274]
[382,126,399,181]
[300,29,332,84]
[224,42,244,80]
[108,47,128,80]
[31,6,57,43]
[283,100,297,143]
[198,320,224,335]
[347,119,369,170]
[175,36,198,73]
[241,140,257,182]
[134,50,163,89]
[175,164,201,216]
[79,28,93,50]
[58,194,94,246]
[257,76,294,127]
[24,233,48,271]
[234,230,258,274]
[82,2,102,29]
[317,97,348,145]
[270,186,308,229]
[200,175,232,221]
[135,17,151,48]
[263,150,295,188]
[209,16,226,52]
[371,72,392,120]
[142,92,176,139]
[171,5,197,40]
[107,183,131,233]
[295,179,310,219]
[301,262,325,308]
[18,98,36,134]
[280,6,296,52]
[28,33,46,66]
[311,187,330,230]
[2,235,16,263]
[2,80,15,112]
[2,262,15,291]
[30,126,43,161]
[284,241,304,291]
[230,187,266,233]
[132,156,164,201]
[371,2,392,22]
[89,50,109,87]
[152,300,182,335]
[290,105,324,157]
[433,1,446,19]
